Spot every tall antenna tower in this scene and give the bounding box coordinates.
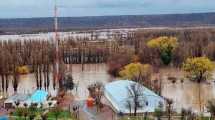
[54,0,59,89]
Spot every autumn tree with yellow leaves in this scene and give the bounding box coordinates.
[119,63,153,87]
[183,57,215,112]
[183,57,215,83]
[147,36,178,65]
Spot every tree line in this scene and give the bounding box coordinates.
[0,35,128,93]
[133,28,215,67]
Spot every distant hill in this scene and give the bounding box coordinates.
[1,12,215,34]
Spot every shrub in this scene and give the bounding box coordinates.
[16,66,30,74]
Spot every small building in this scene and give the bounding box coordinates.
[4,90,48,108]
[104,80,165,115]
[4,94,29,108]
[29,90,48,103]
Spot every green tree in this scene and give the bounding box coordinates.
[23,108,28,120]
[154,102,164,120]
[207,100,215,120]
[16,108,24,119]
[51,107,62,120]
[182,57,215,83]
[154,108,163,120]
[29,103,37,120]
[61,73,74,91]
[147,36,178,65]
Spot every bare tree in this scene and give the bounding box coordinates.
[126,83,146,116]
[165,98,173,120]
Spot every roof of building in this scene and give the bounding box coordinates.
[0,116,9,120]
[4,94,29,103]
[104,80,165,114]
[4,90,48,104]
[28,90,48,103]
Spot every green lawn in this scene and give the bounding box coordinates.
[10,107,76,120]
[47,110,73,119]
[120,116,153,120]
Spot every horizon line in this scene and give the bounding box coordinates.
[1,11,215,19]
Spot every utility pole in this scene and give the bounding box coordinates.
[53,0,59,90]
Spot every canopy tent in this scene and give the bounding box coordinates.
[104,80,165,114]
[4,90,48,108]
[4,94,29,108]
[4,94,29,104]
[28,90,48,103]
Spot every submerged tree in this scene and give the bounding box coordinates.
[165,98,173,120]
[181,108,196,120]
[119,63,153,88]
[183,57,215,112]
[183,57,215,83]
[147,36,178,65]
[61,73,74,91]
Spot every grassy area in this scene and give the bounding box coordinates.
[120,116,153,120]
[119,115,212,120]
[47,110,72,119]
[10,107,76,120]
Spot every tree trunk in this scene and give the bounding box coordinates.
[47,64,50,90]
[5,74,8,92]
[1,75,4,92]
[134,104,137,116]
[168,105,171,120]
[39,65,42,89]
[198,83,202,112]
[35,65,39,89]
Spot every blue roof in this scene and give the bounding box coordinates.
[28,90,48,103]
[104,80,165,113]
[0,116,8,120]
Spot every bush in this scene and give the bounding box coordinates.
[16,66,30,74]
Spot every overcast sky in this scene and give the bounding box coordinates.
[1,0,215,18]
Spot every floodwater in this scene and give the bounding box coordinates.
[67,64,112,100]
[1,64,215,113]
[161,68,215,113]
[0,64,112,99]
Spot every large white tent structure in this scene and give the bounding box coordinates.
[104,80,165,114]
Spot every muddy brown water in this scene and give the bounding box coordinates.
[0,64,215,113]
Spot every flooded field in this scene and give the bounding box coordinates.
[161,68,215,113]
[1,64,215,113]
[0,64,112,99]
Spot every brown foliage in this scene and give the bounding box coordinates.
[107,53,132,77]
